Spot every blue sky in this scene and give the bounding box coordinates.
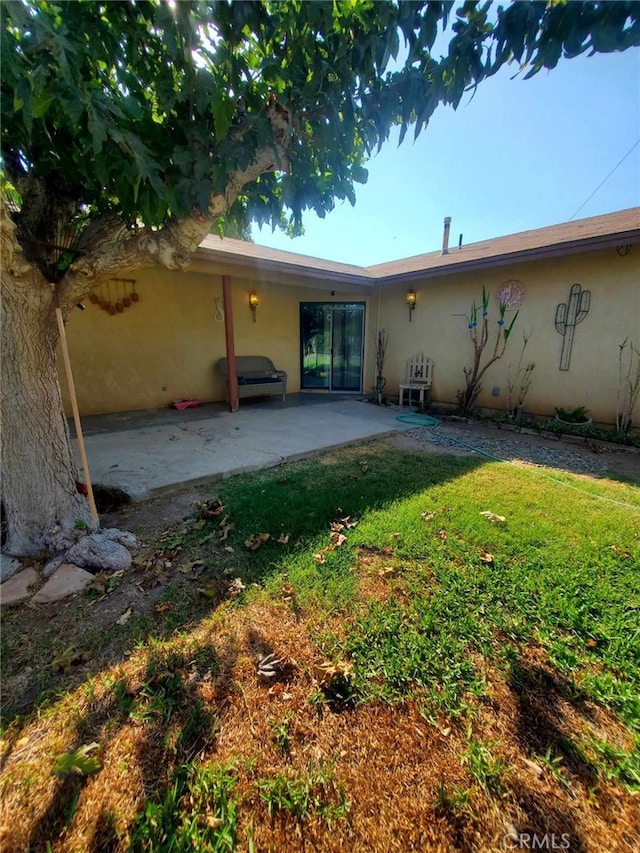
[253,46,640,266]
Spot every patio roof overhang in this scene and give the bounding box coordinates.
[192,207,640,290]
[193,236,375,288]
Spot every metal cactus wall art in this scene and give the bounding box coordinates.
[554,283,591,371]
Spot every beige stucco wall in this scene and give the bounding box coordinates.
[375,247,640,425]
[60,266,374,415]
[60,244,639,424]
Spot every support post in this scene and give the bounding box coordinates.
[222,274,239,412]
[54,300,99,524]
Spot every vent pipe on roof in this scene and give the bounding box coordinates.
[442,216,451,255]
[458,233,463,250]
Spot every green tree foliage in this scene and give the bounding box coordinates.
[2,0,638,251]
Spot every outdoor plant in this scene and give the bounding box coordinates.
[458,287,519,416]
[616,338,640,434]
[375,329,389,405]
[506,331,535,424]
[554,406,591,425]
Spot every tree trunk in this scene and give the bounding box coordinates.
[1,267,92,556]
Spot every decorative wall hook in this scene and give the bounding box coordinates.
[555,283,591,371]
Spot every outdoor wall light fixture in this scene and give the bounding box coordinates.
[406,288,416,320]
[249,290,259,321]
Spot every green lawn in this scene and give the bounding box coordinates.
[2,443,639,851]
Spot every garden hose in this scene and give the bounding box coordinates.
[396,407,639,511]
[396,407,506,464]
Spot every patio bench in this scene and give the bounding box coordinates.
[216,356,287,403]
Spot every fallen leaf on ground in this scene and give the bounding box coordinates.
[244,533,270,550]
[611,545,630,558]
[85,569,123,594]
[51,648,92,673]
[138,572,166,590]
[277,533,290,544]
[195,498,224,519]
[268,683,292,699]
[330,531,347,548]
[313,660,354,686]
[340,516,358,529]
[378,567,397,579]
[198,587,218,599]
[86,572,110,594]
[280,584,295,599]
[523,758,544,779]
[257,652,283,680]
[53,743,101,777]
[480,511,506,524]
[224,546,234,553]
[181,559,205,575]
[154,602,172,613]
[227,578,245,598]
[116,607,132,625]
[479,549,494,564]
[421,512,435,522]
[314,551,327,564]
[219,519,234,541]
[437,529,447,541]
[586,639,598,648]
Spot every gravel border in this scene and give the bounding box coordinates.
[407,424,608,474]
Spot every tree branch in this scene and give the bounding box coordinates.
[59,100,291,307]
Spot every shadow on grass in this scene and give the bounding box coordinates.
[2,448,487,727]
[509,660,601,787]
[7,447,488,848]
[25,635,237,852]
[205,447,487,586]
[503,657,605,852]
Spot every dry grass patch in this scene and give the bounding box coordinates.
[2,445,639,851]
[2,595,639,852]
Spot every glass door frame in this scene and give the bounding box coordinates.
[299,301,366,393]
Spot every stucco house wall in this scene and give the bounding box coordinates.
[59,210,640,426]
[376,246,639,424]
[61,265,374,415]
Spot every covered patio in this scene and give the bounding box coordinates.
[71,394,417,501]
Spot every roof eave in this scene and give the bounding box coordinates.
[373,229,640,285]
[192,246,375,288]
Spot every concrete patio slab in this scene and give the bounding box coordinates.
[75,397,416,500]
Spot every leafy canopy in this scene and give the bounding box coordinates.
[2,0,639,236]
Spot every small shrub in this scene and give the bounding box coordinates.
[554,406,591,425]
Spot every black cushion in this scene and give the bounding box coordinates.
[237,376,282,386]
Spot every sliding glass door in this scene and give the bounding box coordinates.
[300,302,365,392]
